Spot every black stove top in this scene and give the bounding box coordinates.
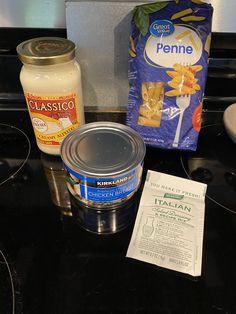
[181,124,236,213]
[1,110,236,314]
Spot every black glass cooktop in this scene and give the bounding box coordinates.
[181,124,236,213]
[1,111,236,314]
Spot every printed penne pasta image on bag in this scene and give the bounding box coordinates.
[126,0,213,150]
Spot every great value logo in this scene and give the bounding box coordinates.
[150,20,175,37]
[145,25,202,68]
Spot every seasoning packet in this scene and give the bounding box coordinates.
[126,0,213,151]
[127,170,207,277]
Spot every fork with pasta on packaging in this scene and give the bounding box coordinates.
[126,0,213,151]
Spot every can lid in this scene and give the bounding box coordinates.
[16,37,76,65]
[60,122,146,178]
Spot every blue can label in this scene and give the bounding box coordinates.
[66,164,143,204]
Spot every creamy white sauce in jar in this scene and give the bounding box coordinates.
[17,37,84,155]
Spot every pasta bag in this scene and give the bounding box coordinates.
[127,0,213,151]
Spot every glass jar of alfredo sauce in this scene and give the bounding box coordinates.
[17,37,84,155]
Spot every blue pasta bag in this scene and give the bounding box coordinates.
[126,0,213,150]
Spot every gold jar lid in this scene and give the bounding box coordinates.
[17,37,76,66]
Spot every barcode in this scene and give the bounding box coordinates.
[140,250,165,261]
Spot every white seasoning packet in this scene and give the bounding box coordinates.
[127,170,207,277]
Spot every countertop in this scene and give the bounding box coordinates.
[1,110,236,314]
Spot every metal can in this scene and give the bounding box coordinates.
[70,192,140,234]
[60,122,146,233]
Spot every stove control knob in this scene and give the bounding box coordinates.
[225,171,236,187]
[190,167,213,184]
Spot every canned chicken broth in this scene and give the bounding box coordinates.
[60,122,146,206]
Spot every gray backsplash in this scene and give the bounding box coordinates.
[66,1,139,109]
[1,0,235,31]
